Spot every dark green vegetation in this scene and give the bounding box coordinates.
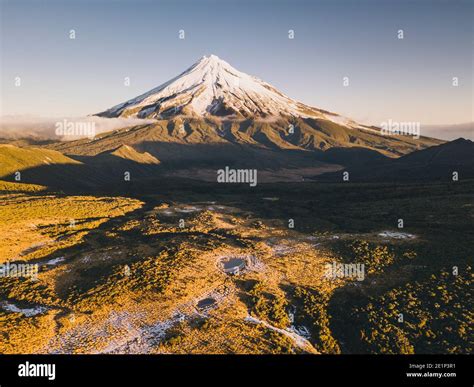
[248,281,290,329]
[292,286,341,354]
[355,269,472,354]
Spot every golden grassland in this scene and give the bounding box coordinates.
[0,194,143,263]
[0,144,80,178]
[0,199,341,354]
[0,189,472,354]
[0,181,47,192]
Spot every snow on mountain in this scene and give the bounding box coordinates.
[97,55,364,129]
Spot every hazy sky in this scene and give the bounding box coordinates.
[1,0,472,126]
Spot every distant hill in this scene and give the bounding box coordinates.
[315,138,474,182]
[0,144,89,188]
[75,145,163,180]
[0,144,161,190]
[396,138,473,166]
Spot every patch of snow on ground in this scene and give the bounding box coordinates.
[378,231,415,239]
[175,206,201,213]
[290,325,312,340]
[266,240,296,256]
[101,312,187,354]
[244,315,317,353]
[45,257,65,266]
[1,301,47,317]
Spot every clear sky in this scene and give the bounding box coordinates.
[1,0,472,126]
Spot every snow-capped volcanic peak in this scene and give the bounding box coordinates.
[98,55,362,127]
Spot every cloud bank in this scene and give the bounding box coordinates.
[0,115,156,141]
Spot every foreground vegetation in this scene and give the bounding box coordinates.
[0,178,472,354]
[356,268,472,354]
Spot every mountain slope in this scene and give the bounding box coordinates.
[48,115,441,169]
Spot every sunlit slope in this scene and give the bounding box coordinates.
[0,180,47,193]
[0,144,80,178]
[110,145,160,164]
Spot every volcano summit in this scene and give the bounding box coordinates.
[93,55,440,160]
[98,55,366,128]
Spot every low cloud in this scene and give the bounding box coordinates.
[422,122,473,141]
[0,115,156,141]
